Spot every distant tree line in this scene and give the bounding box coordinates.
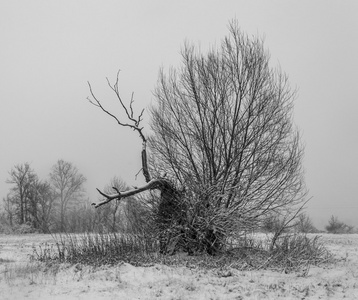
[325,215,355,234]
[262,213,355,234]
[1,161,354,235]
[0,160,141,234]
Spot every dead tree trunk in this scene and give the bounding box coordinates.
[88,73,195,254]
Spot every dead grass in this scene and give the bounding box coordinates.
[3,262,42,285]
[2,233,356,299]
[32,231,332,274]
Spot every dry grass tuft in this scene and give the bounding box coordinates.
[33,231,333,274]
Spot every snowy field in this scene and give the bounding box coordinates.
[0,233,357,299]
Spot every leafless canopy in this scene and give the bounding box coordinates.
[149,21,306,228]
[49,160,86,232]
[88,21,307,252]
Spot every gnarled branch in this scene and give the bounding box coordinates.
[87,71,151,183]
[91,178,170,208]
[87,71,145,142]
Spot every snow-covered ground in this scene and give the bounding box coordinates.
[0,233,357,299]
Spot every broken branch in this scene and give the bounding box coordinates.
[91,178,169,208]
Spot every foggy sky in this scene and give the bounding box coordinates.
[1,1,358,229]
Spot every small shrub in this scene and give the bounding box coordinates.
[0,223,13,234]
[268,234,333,272]
[325,216,354,234]
[294,213,318,233]
[0,223,39,234]
[34,232,159,266]
[3,261,44,285]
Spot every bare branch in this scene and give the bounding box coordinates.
[106,76,134,123]
[87,71,151,182]
[87,72,147,144]
[112,186,120,194]
[87,82,133,130]
[130,92,135,119]
[91,178,168,208]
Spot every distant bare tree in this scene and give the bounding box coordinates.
[79,200,98,232]
[325,215,354,234]
[123,191,155,234]
[88,20,307,254]
[97,176,129,232]
[294,213,317,233]
[6,163,38,225]
[32,180,56,233]
[2,194,15,228]
[49,160,86,232]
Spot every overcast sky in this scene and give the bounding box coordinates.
[1,1,357,229]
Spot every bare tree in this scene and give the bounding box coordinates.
[6,163,38,225]
[49,159,86,232]
[2,194,15,228]
[88,21,307,254]
[294,213,317,233]
[32,180,56,233]
[79,200,98,232]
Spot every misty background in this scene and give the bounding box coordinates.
[1,1,357,230]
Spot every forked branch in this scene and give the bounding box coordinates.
[87,71,151,183]
[87,71,146,143]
